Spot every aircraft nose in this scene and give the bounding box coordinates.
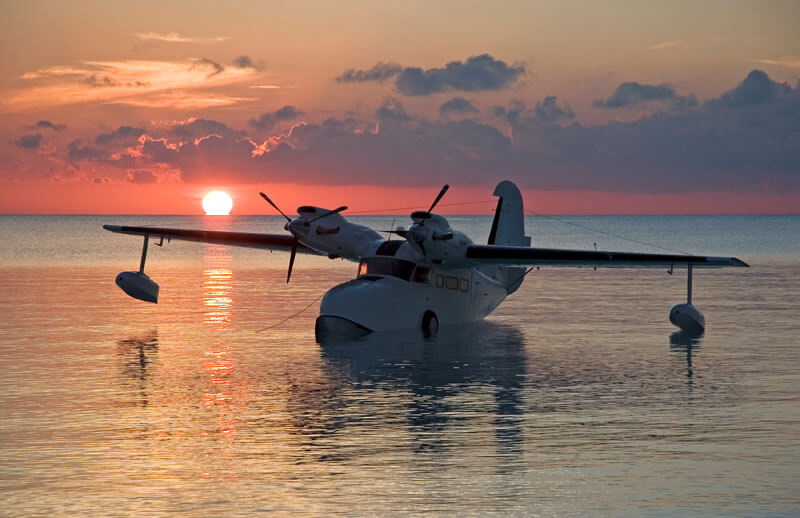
[287,218,310,236]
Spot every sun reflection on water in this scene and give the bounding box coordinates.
[203,245,233,328]
[200,243,241,464]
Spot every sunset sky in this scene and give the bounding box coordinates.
[1,0,799,214]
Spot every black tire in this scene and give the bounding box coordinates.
[421,310,439,336]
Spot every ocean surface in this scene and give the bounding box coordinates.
[1,214,798,516]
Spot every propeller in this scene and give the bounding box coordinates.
[287,243,297,283]
[408,184,450,255]
[308,205,347,224]
[258,191,297,283]
[259,192,291,222]
[427,184,449,213]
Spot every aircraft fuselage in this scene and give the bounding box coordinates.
[285,206,511,338]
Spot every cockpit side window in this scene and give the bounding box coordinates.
[358,257,415,281]
[413,266,430,284]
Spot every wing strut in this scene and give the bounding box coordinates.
[139,234,149,274]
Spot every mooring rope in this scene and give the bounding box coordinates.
[255,291,326,332]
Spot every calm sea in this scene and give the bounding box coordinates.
[1,215,798,516]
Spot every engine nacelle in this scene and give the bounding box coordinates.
[116,271,159,303]
[669,303,704,333]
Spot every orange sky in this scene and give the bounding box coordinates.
[1,1,799,214]
[2,181,798,216]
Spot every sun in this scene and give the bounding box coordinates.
[202,191,233,215]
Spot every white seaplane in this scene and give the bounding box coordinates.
[104,181,748,340]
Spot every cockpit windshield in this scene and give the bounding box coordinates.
[358,257,428,283]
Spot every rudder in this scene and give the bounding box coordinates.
[488,181,530,294]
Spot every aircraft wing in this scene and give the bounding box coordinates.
[103,225,322,255]
[466,245,749,268]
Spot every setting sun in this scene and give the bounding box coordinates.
[202,191,233,215]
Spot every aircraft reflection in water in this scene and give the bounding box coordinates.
[288,321,528,460]
[115,331,158,408]
[670,329,704,387]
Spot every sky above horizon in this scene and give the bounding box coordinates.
[1,0,799,214]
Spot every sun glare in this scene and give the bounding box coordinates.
[202,191,233,215]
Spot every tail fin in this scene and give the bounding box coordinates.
[488,181,530,294]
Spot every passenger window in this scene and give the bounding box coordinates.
[445,276,458,290]
[436,275,444,288]
[459,279,469,292]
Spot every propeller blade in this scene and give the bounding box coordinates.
[286,240,297,283]
[259,192,291,222]
[427,184,449,213]
[309,206,347,224]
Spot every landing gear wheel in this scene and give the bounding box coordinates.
[422,310,439,337]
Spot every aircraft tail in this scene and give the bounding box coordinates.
[488,181,530,294]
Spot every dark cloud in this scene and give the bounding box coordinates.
[141,138,179,164]
[336,62,403,83]
[494,97,573,125]
[715,69,792,108]
[532,96,574,122]
[593,81,698,110]
[193,58,224,77]
[127,170,158,184]
[233,55,255,68]
[440,97,478,115]
[15,133,44,149]
[95,126,146,145]
[85,74,120,88]
[25,120,67,131]
[249,106,304,130]
[84,75,149,88]
[67,139,105,161]
[490,104,508,118]
[394,54,525,96]
[338,54,525,96]
[375,97,411,121]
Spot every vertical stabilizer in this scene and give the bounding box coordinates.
[488,181,530,294]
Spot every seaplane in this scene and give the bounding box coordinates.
[104,181,748,340]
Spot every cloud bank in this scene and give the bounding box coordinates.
[15,70,800,195]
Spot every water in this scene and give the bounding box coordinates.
[1,215,799,516]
